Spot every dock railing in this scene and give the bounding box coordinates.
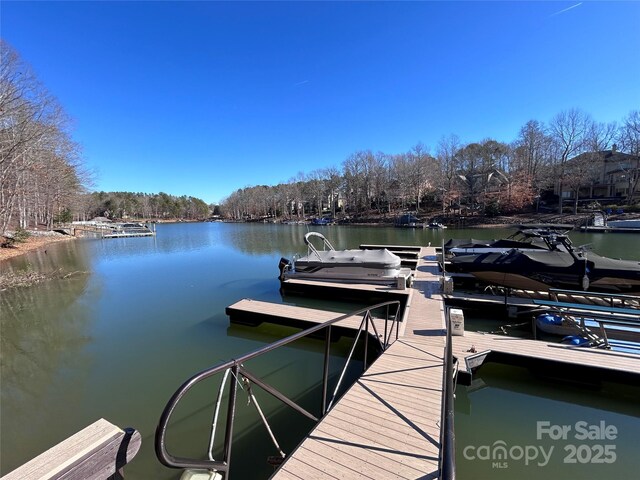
[439,307,457,480]
[155,300,402,476]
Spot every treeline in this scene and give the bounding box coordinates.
[1,41,90,234]
[79,191,210,221]
[1,44,211,234]
[221,109,640,220]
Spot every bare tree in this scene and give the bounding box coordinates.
[370,152,390,213]
[1,41,89,233]
[321,167,342,218]
[342,151,368,215]
[617,110,640,204]
[405,143,436,213]
[512,120,555,211]
[548,109,592,213]
[435,135,463,215]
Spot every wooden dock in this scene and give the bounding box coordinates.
[227,298,398,339]
[225,246,639,479]
[271,248,447,480]
[1,419,141,480]
[451,329,640,380]
[280,277,413,308]
[580,226,640,233]
[63,223,156,238]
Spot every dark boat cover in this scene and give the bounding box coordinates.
[450,249,640,292]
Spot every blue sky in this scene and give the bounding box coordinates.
[2,1,639,204]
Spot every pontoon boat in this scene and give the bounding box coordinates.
[279,232,413,288]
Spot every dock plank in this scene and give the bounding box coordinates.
[227,299,396,340]
[452,330,640,375]
[2,419,141,480]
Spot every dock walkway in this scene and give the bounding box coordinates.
[272,248,447,480]
[452,329,640,377]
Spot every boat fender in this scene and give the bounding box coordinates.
[278,257,291,281]
[581,258,590,290]
[537,313,563,326]
[561,335,590,347]
[581,274,589,291]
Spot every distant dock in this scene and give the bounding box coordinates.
[580,225,640,233]
[62,222,156,238]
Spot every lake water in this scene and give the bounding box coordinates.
[1,222,638,478]
[455,363,640,479]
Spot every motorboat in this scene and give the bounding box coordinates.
[428,222,446,229]
[448,234,640,293]
[311,217,333,225]
[278,232,413,287]
[443,229,563,257]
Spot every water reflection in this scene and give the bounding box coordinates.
[1,245,93,473]
[455,363,640,480]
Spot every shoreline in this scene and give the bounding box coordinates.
[0,234,76,264]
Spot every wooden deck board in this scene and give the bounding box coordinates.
[299,436,427,478]
[227,299,395,338]
[2,419,141,480]
[282,278,413,295]
[452,330,640,374]
[308,424,438,471]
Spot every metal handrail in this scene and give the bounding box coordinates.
[439,307,457,480]
[155,300,402,473]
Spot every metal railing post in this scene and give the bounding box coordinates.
[440,307,456,480]
[384,305,389,349]
[364,312,369,371]
[322,326,331,416]
[222,364,239,470]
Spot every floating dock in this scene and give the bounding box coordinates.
[580,226,640,233]
[452,329,640,383]
[227,299,396,340]
[64,222,156,238]
[227,246,640,479]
